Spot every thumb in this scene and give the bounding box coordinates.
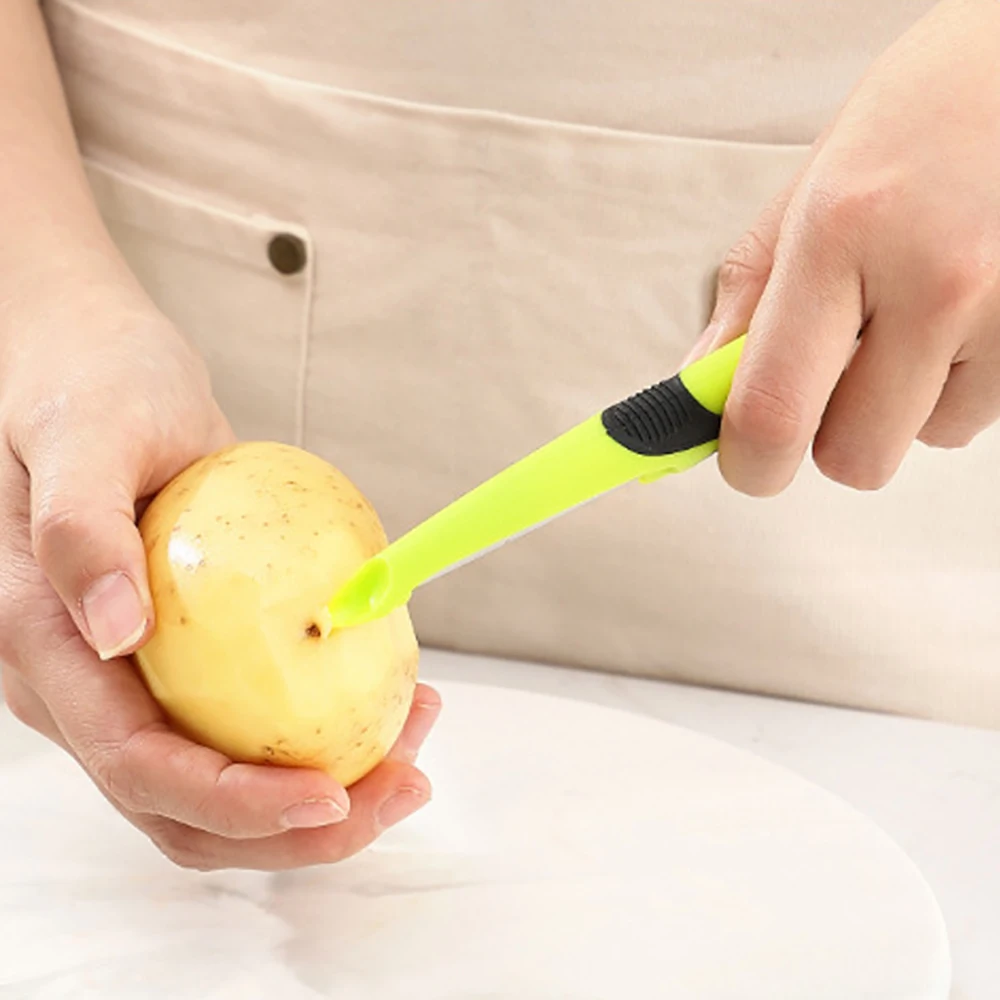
[23,431,152,661]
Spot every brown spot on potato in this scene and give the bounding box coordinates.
[179,616,188,625]
[305,622,322,639]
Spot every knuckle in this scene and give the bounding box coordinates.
[813,442,894,491]
[925,253,998,316]
[90,737,155,815]
[0,602,17,664]
[801,176,891,232]
[919,422,977,451]
[158,741,232,834]
[154,827,213,872]
[201,797,237,838]
[305,825,368,867]
[187,785,235,838]
[16,396,70,454]
[727,377,809,452]
[1,670,36,728]
[0,561,78,666]
[717,231,773,294]
[31,503,86,565]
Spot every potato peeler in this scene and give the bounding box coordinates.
[322,335,746,632]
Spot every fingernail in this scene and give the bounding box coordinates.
[81,573,148,660]
[282,797,349,829]
[377,787,429,831]
[414,691,443,712]
[680,322,721,368]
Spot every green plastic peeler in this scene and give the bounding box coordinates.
[322,334,746,632]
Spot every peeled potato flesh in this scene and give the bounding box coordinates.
[134,441,418,787]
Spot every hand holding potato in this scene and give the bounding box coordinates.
[0,272,439,870]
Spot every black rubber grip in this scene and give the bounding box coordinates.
[600,375,722,456]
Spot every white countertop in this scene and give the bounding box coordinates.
[421,650,1000,1000]
[0,651,995,999]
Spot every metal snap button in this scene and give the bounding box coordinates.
[268,233,307,275]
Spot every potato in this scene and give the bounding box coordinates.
[134,441,418,787]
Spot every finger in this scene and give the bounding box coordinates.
[127,687,437,868]
[0,668,193,872]
[681,187,791,367]
[718,195,865,496]
[812,308,955,488]
[18,626,353,838]
[0,447,55,667]
[5,677,436,871]
[156,758,432,871]
[13,417,153,661]
[1,667,68,748]
[0,683,226,870]
[205,402,239,451]
[918,353,1000,449]
[0,667,344,874]
[682,121,838,367]
[387,683,442,763]
[99,694,434,872]
[0,669,337,875]
[0,444,352,844]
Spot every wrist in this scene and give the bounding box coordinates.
[0,251,173,375]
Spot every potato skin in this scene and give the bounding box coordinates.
[134,442,418,787]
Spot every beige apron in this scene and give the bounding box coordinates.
[42,0,1000,728]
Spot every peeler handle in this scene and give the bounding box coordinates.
[601,334,746,458]
[323,334,748,630]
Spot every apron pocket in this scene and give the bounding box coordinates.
[83,160,313,444]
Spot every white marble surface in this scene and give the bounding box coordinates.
[421,651,1000,1000]
[0,651,973,999]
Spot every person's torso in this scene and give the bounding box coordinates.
[55,0,938,141]
[44,0,998,729]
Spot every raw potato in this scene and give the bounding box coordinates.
[134,442,419,787]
